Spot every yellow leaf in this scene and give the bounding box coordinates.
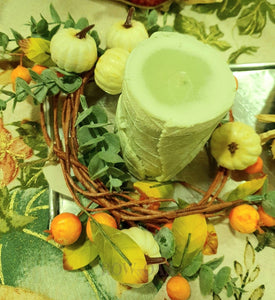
[133,181,173,199]
[63,240,98,270]
[172,214,207,268]
[19,38,54,66]
[271,139,275,159]
[226,176,267,202]
[92,222,148,285]
[203,223,218,255]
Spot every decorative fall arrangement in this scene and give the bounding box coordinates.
[0,3,274,300]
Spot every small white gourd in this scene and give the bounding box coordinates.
[210,121,262,170]
[106,7,148,52]
[121,227,161,287]
[50,25,97,73]
[94,47,129,95]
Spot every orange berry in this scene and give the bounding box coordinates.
[258,206,275,227]
[166,275,191,300]
[163,222,173,230]
[86,212,117,242]
[31,64,48,75]
[47,212,82,246]
[10,65,31,90]
[229,204,260,233]
[244,157,263,174]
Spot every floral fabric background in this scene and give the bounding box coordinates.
[0,0,275,299]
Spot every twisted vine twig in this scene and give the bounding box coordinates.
[40,72,246,226]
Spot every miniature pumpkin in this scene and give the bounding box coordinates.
[106,7,148,52]
[210,121,262,170]
[94,47,129,95]
[121,227,161,287]
[50,25,97,73]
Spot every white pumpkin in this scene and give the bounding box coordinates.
[50,26,97,73]
[121,227,161,287]
[94,47,129,95]
[106,7,148,52]
[210,121,262,170]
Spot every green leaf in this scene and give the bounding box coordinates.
[36,18,49,36]
[90,30,101,47]
[0,99,7,110]
[154,227,175,259]
[88,154,109,180]
[181,252,203,277]
[7,212,36,229]
[75,17,89,30]
[228,46,259,64]
[199,265,214,295]
[213,266,231,294]
[91,222,149,285]
[98,151,124,164]
[63,240,98,270]
[108,177,123,189]
[255,228,275,252]
[262,191,275,217]
[103,132,121,154]
[204,256,224,270]
[0,217,9,234]
[79,136,105,152]
[174,14,230,51]
[192,1,242,20]
[33,85,48,103]
[50,3,61,23]
[10,28,24,44]
[236,0,268,36]
[0,32,10,51]
[57,75,82,93]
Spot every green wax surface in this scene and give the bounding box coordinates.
[142,49,210,105]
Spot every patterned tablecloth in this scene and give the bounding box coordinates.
[0,0,275,299]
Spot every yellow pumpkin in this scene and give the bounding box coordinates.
[94,47,129,95]
[210,121,262,170]
[50,26,97,73]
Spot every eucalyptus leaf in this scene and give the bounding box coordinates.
[154,227,175,259]
[10,28,24,44]
[213,266,231,294]
[88,154,108,179]
[36,18,49,36]
[75,106,95,126]
[75,17,90,30]
[199,265,214,295]
[78,136,105,152]
[103,132,121,154]
[181,252,203,277]
[108,177,123,189]
[29,69,44,83]
[0,32,9,51]
[204,256,224,271]
[98,151,124,164]
[33,85,48,103]
[262,191,275,217]
[50,3,61,23]
[0,99,7,110]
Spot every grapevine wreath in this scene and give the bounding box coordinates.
[1,2,275,298]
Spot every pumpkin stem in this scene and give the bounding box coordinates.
[123,7,135,29]
[145,255,167,265]
[228,142,238,154]
[75,24,95,39]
